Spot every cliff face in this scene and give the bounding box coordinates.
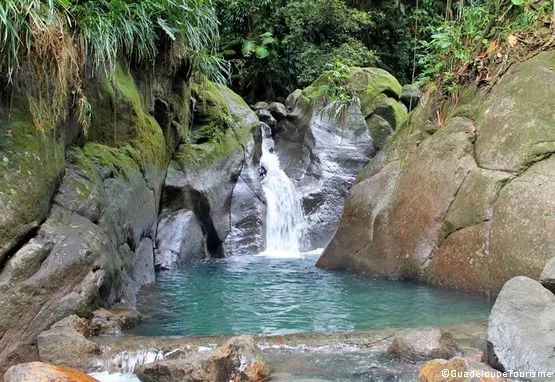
[317,52,555,296]
[0,63,263,374]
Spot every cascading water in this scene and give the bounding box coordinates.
[259,124,304,254]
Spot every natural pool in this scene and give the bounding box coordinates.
[129,250,493,337]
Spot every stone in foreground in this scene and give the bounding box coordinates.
[387,328,459,361]
[540,257,555,294]
[37,316,101,371]
[4,362,98,382]
[419,358,507,382]
[487,276,555,377]
[136,335,270,382]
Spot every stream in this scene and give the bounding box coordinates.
[92,125,493,381]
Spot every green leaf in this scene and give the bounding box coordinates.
[255,45,270,59]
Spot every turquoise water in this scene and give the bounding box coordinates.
[130,251,492,337]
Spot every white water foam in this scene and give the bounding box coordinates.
[259,125,304,256]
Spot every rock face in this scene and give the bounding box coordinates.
[418,358,507,382]
[37,316,101,371]
[4,362,99,382]
[387,328,459,362]
[277,67,406,250]
[154,82,265,268]
[135,335,270,382]
[540,257,555,294]
[486,276,555,376]
[318,52,555,295]
[0,64,206,375]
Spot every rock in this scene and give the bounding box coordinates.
[285,89,302,111]
[268,102,288,120]
[4,362,99,382]
[387,328,459,362]
[418,358,507,382]
[154,209,205,270]
[540,258,555,293]
[0,65,191,375]
[400,84,421,111]
[252,101,269,111]
[486,276,555,375]
[37,317,101,370]
[276,66,406,250]
[0,206,122,373]
[158,83,264,259]
[90,306,141,336]
[255,108,276,129]
[318,53,555,295]
[136,335,270,382]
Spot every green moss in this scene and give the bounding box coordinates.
[82,142,141,180]
[0,102,65,260]
[87,65,168,169]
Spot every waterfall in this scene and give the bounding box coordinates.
[259,124,304,254]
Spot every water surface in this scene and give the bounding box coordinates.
[130,251,492,336]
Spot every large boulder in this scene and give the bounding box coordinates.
[486,276,555,376]
[0,65,191,375]
[387,328,459,362]
[540,258,555,293]
[277,67,406,250]
[4,362,98,382]
[155,81,265,265]
[135,335,270,382]
[318,52,555,295]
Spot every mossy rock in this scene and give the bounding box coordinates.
[0,103,65,263]
[87,65,167,169]
[302,67,403,118]
[180,81,259,167]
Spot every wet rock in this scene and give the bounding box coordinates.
[400,84,421,111]
[155,209,204,270]
[486,276,555,375]
[276,67,405,250]
[252,101,269,111]
[387,328,459,361]
[158,83,264,259]
[418,358,507,382]
[4,362,99,382]
[136,335,270,382]
[255,108,276,129]
[540,258,555,293]
[90,306,141,336]
[268,102,288,120]
[37,317,101,370]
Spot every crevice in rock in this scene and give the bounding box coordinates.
[0,225,42,272]
[188,188,224,259]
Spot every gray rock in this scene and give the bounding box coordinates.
[268,102,288,120]
[136,335,270,382]
[155,210,205,270]
[540,258,555,293]
[487,276,555,376]
[252,101,269,111]
[255,108,276,129]
[90,307,141,336]
[366,114,394,150]
[37,317,101,370]
[387,328,459,362]
[0,206,122,372]
[285,89,302,111]
[400,84,421,111]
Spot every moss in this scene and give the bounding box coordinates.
[82,142,141,180]
[87,65,168,170]
[0,102,65,260]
